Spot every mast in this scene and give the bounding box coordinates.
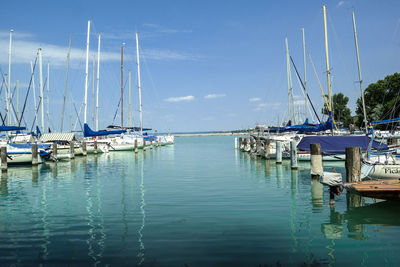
[47,63,50,132]
[61,35,71,132]
[352,12,368,132]
[39,48,44,133]
[121,43,124,128]
[136,33,143,134]
[16,80,19,125]
[96,34,101,131]
[7,29,13,125]
[322,5,332,112]
[302,27,309,120]
[129,71,132,128]
[30,61,37,123]
[92,55,95,127]
[84,20,91,124]
[285,37,295,124]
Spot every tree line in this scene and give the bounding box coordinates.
[321,72,400,129]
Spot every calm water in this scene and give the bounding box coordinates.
[0,136,399,266]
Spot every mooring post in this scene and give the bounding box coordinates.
[290,140,298,170]
[150,138,153,150]
[276,141,282,164]
[94,140,98,154]
[310,143,323,178]
[264,140,270,159]
[1,147,7,171]
[256,139,261,156]
[250,137,256,152]
[239,137,242,149]
[82,141,87,156]
[134,139,138,153]
[69,141,75,159]
[32,144,38,166]
[52,142,58,159]
[158,137,162,147]
[345,147,361,182]
[143,139,147,151]
[234,137,238,149]
[242,138,247,151]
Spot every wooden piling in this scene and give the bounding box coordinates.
[290,140,298,170]
[234,137,238,149]
[82,141,87,156]
[264,140,270,159]
[310,143,323,178]
[32,144,38,166]
[1,147,7,171]
[143,139,146,151]
[134,139,138,153]
[150,138,153,150]
[239,137,242,148]
[94,140,98,154]
[256,139,261,155]
[69,142,75,159]
[52,142,58,159]
[345,147,361,182]
[276,141,282,164]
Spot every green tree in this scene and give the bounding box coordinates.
[322,93,353,127]
[355,72,400,128]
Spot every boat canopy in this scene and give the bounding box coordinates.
[41,133,77,142]
[281,117,333,133]
[84,123,126,137]
[297,135,388,154]
[0,126,26,131]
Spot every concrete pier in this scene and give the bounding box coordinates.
[276,141,282,164]
[290,140,298,170]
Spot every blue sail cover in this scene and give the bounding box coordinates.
[281,116,333,133]
[84,123,126,137]
[297,135,388,154]
[9,143,51,150]
[0,126,26,131]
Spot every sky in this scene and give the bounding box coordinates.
[1,0,400,133]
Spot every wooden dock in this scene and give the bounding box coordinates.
[345,179,400,201]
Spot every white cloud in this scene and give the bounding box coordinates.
[0,31,121,67]
[0,30,200,67]
[164,95,194,102]
[253,102,281,111]
[249,97,261,102]
[143,23,192,34]
[142,48,201,61]
[202,116,215,121]
[204,93,226,99]
[336,1,350,8]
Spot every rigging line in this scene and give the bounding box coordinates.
[19,56,38,127]
[72,100,83,132]
[307,51,339,133]
[112,76,129,126]
[290,56,321,123]
[30,97,42,132]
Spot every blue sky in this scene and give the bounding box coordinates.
[1,0,400,132]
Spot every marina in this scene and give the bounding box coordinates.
[0,136,400,265]
[1,0,400,265]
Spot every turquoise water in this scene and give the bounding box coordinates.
[0,136,399,266]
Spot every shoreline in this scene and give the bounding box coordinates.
[174,132,248,137]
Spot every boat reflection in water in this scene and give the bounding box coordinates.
[322,194,400,241]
